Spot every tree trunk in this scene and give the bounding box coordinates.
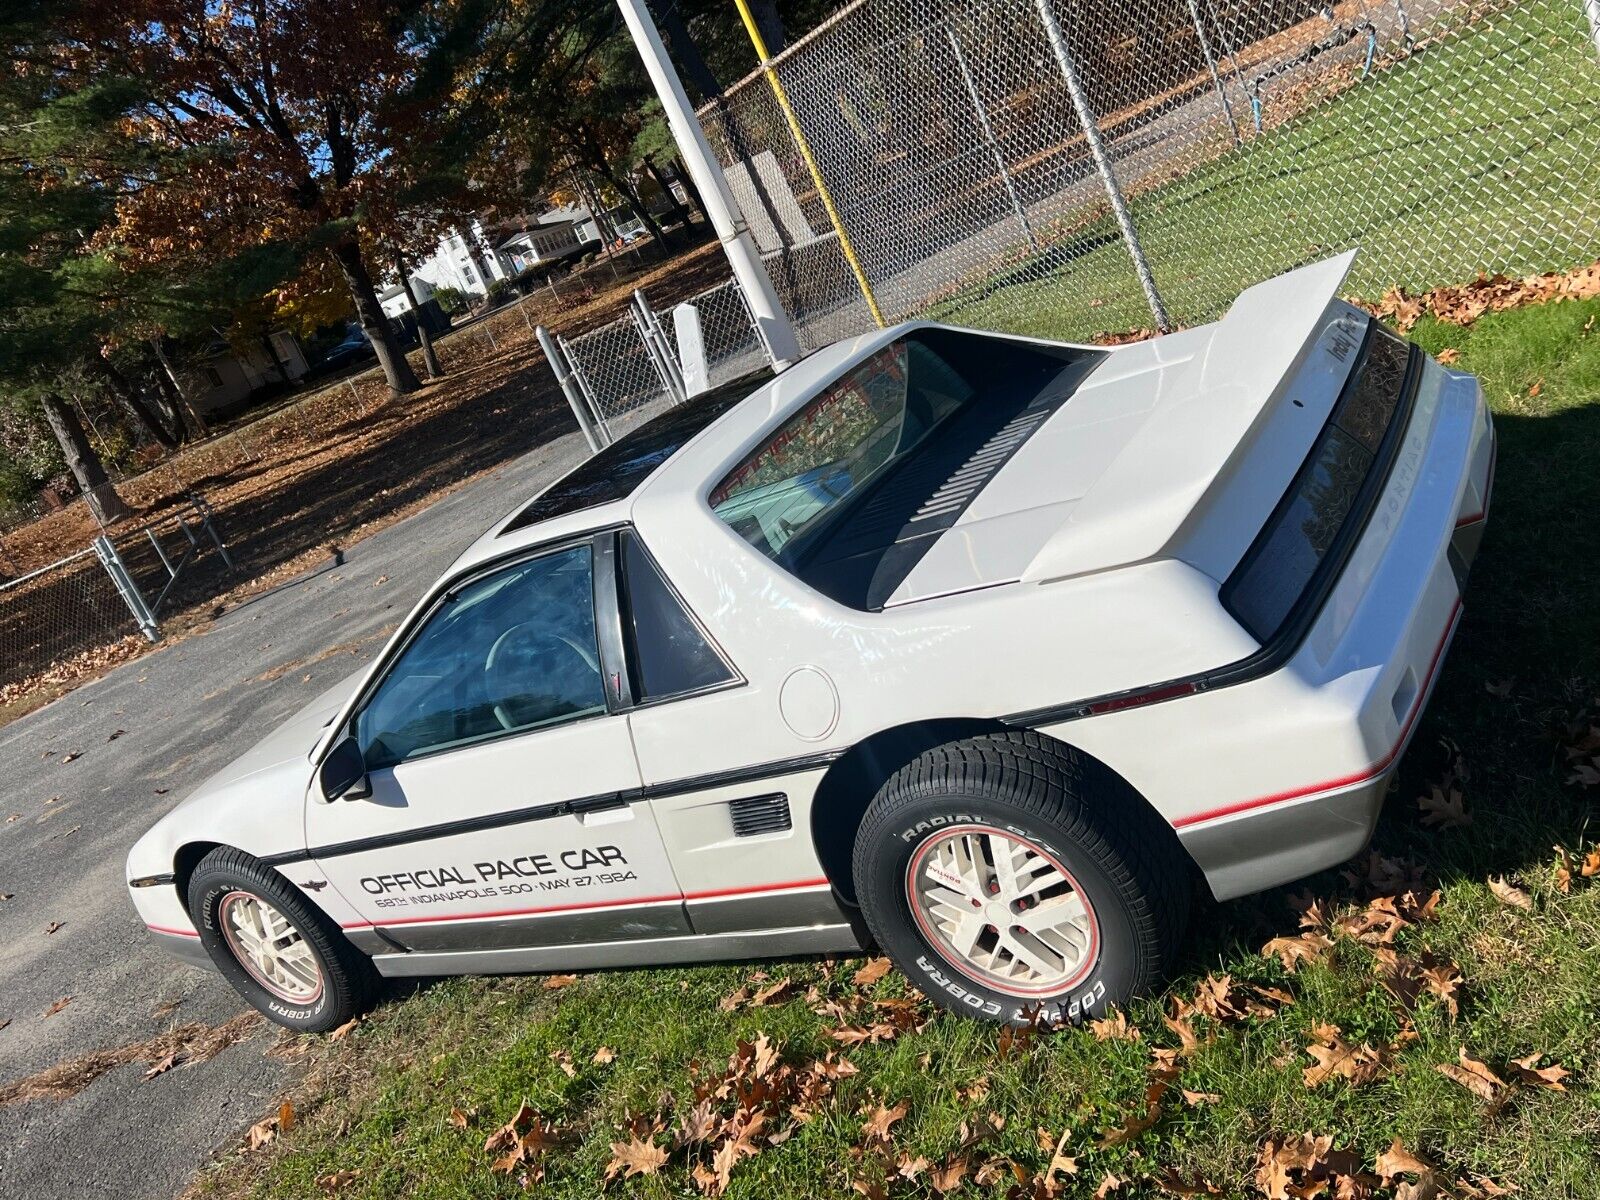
[586,147,669,248]
[649,0,722,98]
[393,249,443,380]
[93,355,181,449]
[644,155,692,233]
[749,0,786,52]
[328,238,421,397]
[672,156,712,223]
[39,393,131,525]
[149,337,210,439]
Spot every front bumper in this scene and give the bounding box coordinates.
[1178,360,1494,898]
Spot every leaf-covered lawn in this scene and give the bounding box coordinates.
[185,292,1600,1199]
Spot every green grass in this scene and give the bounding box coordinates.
[935,0,1600,340]
[189,296,1600,1199]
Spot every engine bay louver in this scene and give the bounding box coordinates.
[729,793,791,837]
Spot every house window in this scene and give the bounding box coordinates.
[204,366,225,389]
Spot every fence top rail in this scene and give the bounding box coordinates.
[696,0,870,112]
[0,546,98,595]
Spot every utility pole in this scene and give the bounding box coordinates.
[612,0,802,368]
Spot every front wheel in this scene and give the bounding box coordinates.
[851,732,1189,1025]
[188,847,377,1032]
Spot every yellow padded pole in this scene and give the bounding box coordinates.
[732,0,886,328]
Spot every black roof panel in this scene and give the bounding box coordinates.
[500,369,772,535]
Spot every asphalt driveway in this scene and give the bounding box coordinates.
[0,419,609,1200]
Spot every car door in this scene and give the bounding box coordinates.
[610,530,851,939]
[306,536,691,957]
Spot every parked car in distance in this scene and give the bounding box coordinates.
[127,252,1494,1031]
[315,328,375,373]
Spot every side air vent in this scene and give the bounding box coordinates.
[729,793,791,837]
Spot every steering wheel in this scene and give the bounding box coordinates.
[483,621,601,731]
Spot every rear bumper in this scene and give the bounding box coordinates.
[1176,360,1493,897]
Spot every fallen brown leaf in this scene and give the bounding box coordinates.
[1262,930,1334,971]
[852,957,893,987]
[43,996,72,1018]
[1374,1137,1436,1182]
[1510,1052,1568,1092]
[604,1134,667,1180]
[862,1099,908,1143]
[1417,784,1471,829]
[751,977,794,1006]
[277,1100,295,1133]
[1302,1023,1383,1087]
[1437,347,1460,364]
[1487,877,1533,910]
[449,1106,470,1128]
[542,973,579,990]
[1088,1009,1140,1041]
[327,1017,359,1040]
[143,1053,177,1080]
[245,1117,276,1151]
[1437,1048,1507,1102]
[592,1045,616,1064]
[928,1156,968,1193]
[316,1169,360,1192]
[1180,1088,1221,1106]
[43,921,63,935]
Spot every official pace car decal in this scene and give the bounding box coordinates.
[355,844,646,911]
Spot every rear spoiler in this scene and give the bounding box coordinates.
[1022,250,1359,583]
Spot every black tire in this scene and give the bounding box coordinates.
[188,847,378,1033]
[851,731,1189,1025]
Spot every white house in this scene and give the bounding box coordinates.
[496,219,585,273]
[183,331,309,415]
[378,275,436,319]
[410,220,512,299]
[409,207,604,298]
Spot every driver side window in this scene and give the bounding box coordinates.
[357,543,606,769]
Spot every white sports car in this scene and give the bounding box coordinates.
[127,253,1494,1030]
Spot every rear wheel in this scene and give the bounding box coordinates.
[851,731,1189,1025]
[188,847,377,1032]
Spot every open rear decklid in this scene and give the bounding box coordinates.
[882,251,1364,607]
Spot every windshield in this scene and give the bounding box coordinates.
[709,341,970,561]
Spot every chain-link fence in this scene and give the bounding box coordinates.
[696,0,1600,344]
[544,276,775,438]
[0,496,233,697]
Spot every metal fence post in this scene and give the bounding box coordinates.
[1032,0,1172,332]
[92,534,159,642]
[1182,0,1242,145]
[947,26,1039,251]
[536,325,610,453]
[1584,0,1600,59]
[631,289,687,405]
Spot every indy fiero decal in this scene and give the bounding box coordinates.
[341,876,831,931]
[1173,599,1461,830]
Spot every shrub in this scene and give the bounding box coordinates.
[431,286,468,315]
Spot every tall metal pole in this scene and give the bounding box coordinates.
[1032,0,1172,332]
[614,0,802,367]
[1584,0,1600,60]
[1182,0,1242,146]
[947,27,1039,251]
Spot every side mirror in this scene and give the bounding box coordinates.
[319,737,370,802]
